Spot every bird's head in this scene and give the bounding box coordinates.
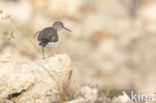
[52,21,71,32]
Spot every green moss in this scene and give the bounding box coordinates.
[98,87,132,97]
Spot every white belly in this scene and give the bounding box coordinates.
[38,41,57,47]
[47,42,57,47]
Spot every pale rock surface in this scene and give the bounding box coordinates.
[0,53,71,103]
[66,86,97,103]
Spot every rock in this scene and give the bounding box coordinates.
[112,91,131,103]
[66,86,97,103]
[0,53,72,103]
[79,86,97,103]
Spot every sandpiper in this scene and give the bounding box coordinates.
[35,21,71,59]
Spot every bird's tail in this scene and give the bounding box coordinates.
[34,31,40,39]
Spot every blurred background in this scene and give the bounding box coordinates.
[0,0,156,96]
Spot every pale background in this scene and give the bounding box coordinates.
[0,0,156,96]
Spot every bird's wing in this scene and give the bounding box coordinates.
[50,35,58,42]
[38,27,58,42]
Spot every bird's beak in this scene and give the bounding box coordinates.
[63,26,71,32]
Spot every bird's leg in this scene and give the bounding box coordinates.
[42,46,45,59]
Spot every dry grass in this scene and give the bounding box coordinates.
[59,80,79,102]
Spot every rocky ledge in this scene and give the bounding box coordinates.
[0,54,98,103]
[0,53,72,103]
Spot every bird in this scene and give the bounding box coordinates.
[35,21,71,59]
